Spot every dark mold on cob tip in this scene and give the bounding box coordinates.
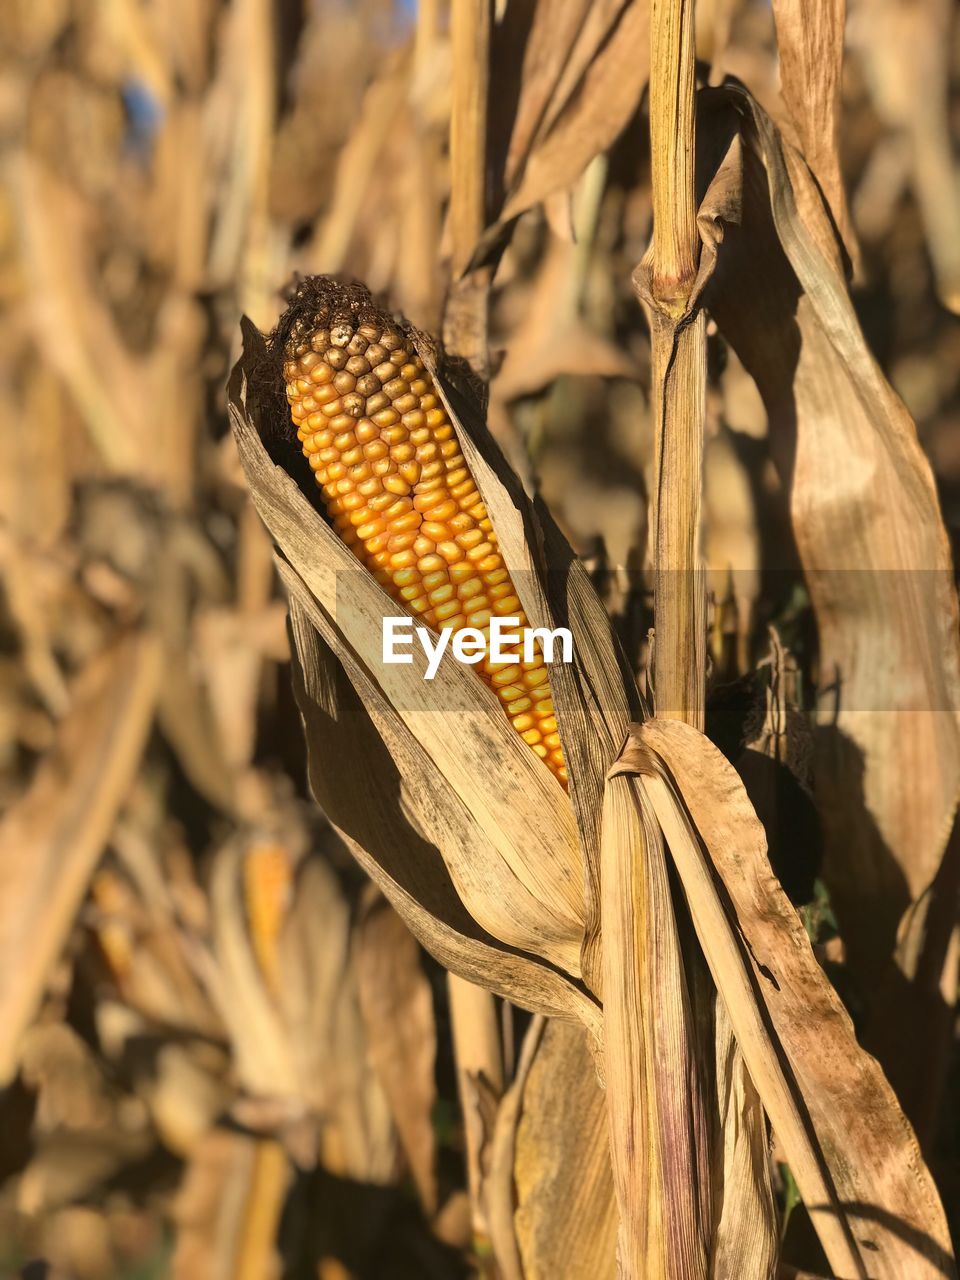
[236,277,389,499]
[271,276,394,366]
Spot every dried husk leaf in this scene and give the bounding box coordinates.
[448,970,504,1245]
[283,576,601,1037]
[0,631,162,1085]
[484,1016,543,1280]
[613,717,955,1280]
[230,302,645,1005]
[710,1001,779,1278]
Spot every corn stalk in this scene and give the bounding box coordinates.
[444,0,493,380]
[599,2,711,1275]
[648,0,706,728]
[443,2,506,1258]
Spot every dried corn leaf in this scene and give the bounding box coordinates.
[308,63,409,278]
[613,717,954,1280]
[277,857,397,1183]
[512,1019,617,1279]
[10,157,139,473]
[496,1,599,184]
[771,0,859,266]
[483,1015,541,1280]
[448,970,504,1245]
[503,0,649,221]
[197,839,301,1101]
[492,215,636,404]
[354,890,438,1215]
[479,0,650,253]
[700,86,960,1083]
[0,631,162,1085]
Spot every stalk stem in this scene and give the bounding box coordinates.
[445,0,493,379]
[443,6,503,1252]
[648,0,706,728]
[600,6,712,1277]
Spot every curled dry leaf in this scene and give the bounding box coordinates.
[612,717,954,1280]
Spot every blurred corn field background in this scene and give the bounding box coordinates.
[1,0,960,1277]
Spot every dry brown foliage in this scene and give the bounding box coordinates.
[1,2,959,1278]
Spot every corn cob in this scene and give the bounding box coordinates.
[242,842,292,995]
[278,281,567,786]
